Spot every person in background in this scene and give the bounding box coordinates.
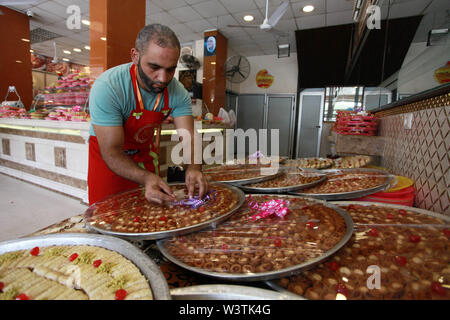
[88,24,208,205]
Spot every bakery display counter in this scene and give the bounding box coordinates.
[0,118,230,204]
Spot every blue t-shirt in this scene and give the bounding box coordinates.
[88,62,192,136]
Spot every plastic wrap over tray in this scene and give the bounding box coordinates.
[85,183,245,240]
[238,167,326,193]
[290,168,395,200]
[204,166,283,186]
[267,202,450,300]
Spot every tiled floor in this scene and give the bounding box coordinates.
[0,173,88,242]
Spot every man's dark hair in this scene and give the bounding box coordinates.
[135,23,180,53]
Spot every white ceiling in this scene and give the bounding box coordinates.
[2,0,449,66]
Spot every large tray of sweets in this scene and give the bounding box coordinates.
[157,194,354,282]
[289,168,394,200]
[266,202,450,300]
[238,168,326,193]
[204,167,283,186]
[85,183,245,241]
[0,233,171,300]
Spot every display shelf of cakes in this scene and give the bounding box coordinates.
[39,71,91,117]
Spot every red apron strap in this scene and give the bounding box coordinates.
[163,87,169,110]
[129,64,141,111]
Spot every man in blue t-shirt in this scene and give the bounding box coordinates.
[88,24,208,205]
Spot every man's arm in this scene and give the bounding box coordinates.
[93,124,175,203]
[173,115,208,198]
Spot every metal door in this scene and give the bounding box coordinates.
[266,94,296,157]
[235,94,265,157]
[296,89,325,158]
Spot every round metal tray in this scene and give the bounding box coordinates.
[238,172,326,194]
[157,194,354,282]
[330,201,450,224]
[265,201,450,299]
[170,284,303,300]
[85,183,245,241]
[289,168,395,200]
[0,233,171,300]
[206,169,283,186]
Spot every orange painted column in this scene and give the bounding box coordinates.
[0,6,33,109]
[203,30,227,116]
[89,0,146,79]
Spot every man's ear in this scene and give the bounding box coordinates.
[130,48,139,64]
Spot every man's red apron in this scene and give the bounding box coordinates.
[88,64,171,205]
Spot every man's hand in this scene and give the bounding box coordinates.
[144,173,175,204]
[185,165,209,199]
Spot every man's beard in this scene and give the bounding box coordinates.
[137,58,168,94]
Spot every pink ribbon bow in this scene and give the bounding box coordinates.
[247,196,290,220]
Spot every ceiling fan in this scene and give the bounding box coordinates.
[227,0,289,36]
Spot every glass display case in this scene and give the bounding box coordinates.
[30,71,91,121]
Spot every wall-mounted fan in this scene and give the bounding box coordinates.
[224,55,250,83]
[179,54,201,70]
[227,0,289,37]
[178,46,201,70]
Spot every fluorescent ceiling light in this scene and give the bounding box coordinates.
[243,15,254,22]
[302,5,314,13]
[63,58,69,62]
[73,48,82,52]
[81,19,90,26]
[84,45,91,50]
[63,50,71,54]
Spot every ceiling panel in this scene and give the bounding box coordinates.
[207,14,240,28]
[424,0,450,13]
[52,0,89,12]
[230,9,265,26]
[185,19,215,32]
[169,23,195,36]
[326,10,354,26]
[178,32,203,42]
[326,0,355,13]
[191,0,228,18]
[291,0,327,17]
[218,0,258,13]
[296,13,326,29]
[145,0,164,15]
[387,0,430,19]
[184,0,208,4]
[254,0,284,9]
[150,0,188,11]
[146,11,181,25]
[168,5,204,22]
[275,18,299,31]
[26,6,65,24]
